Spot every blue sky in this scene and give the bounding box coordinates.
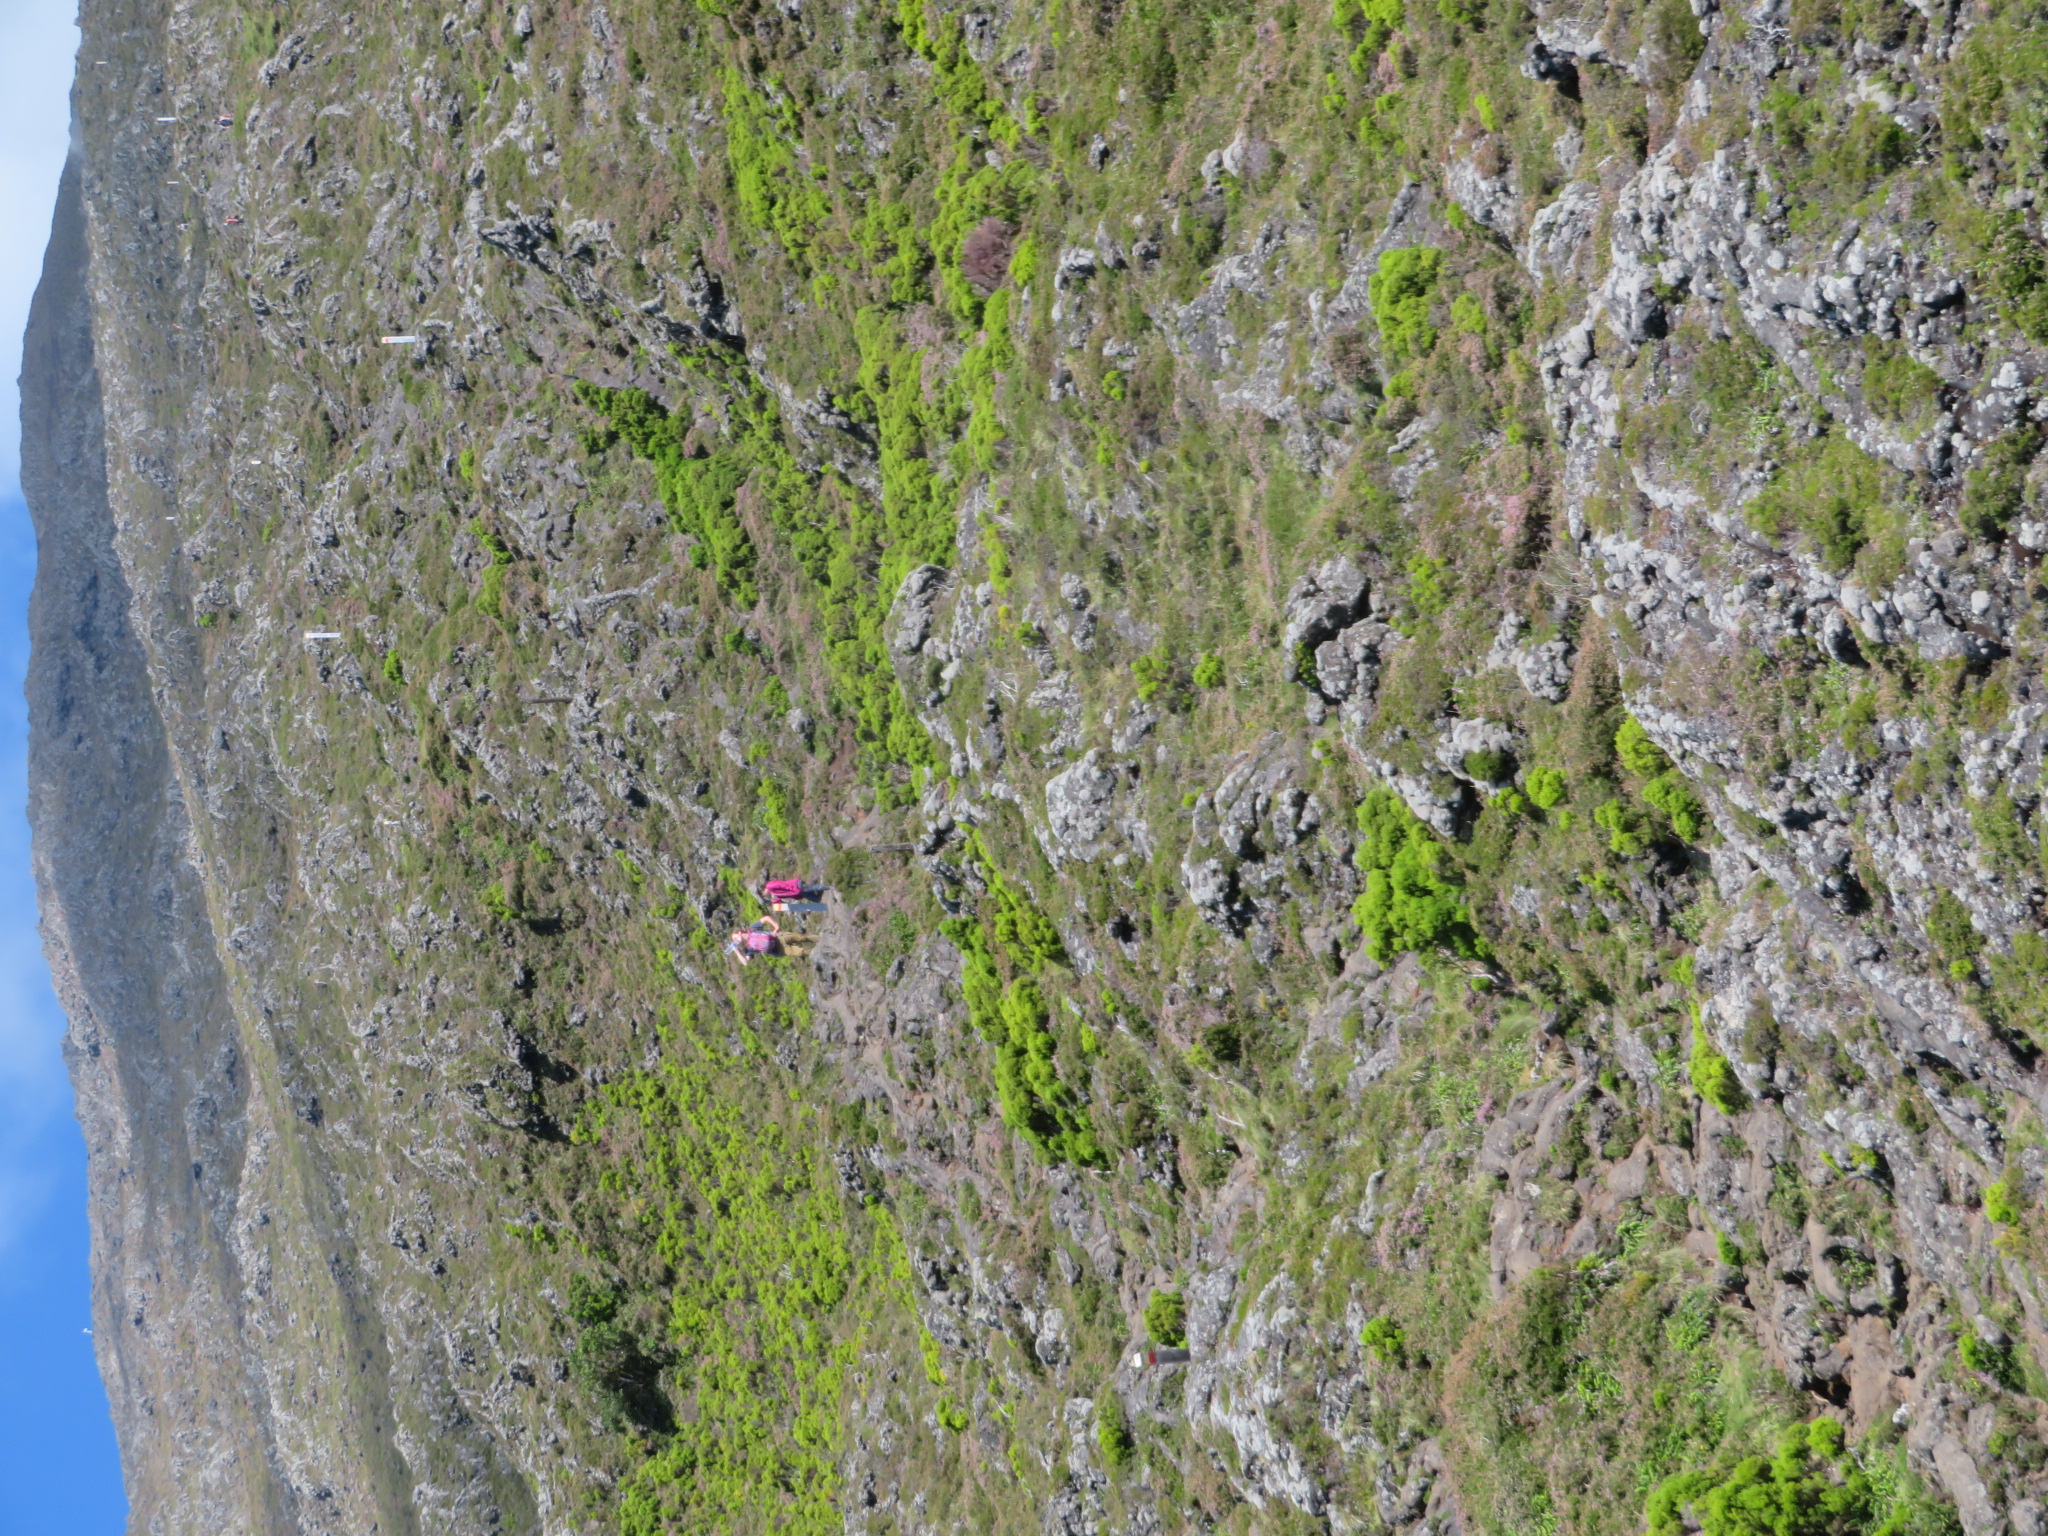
[0,0,128,1530]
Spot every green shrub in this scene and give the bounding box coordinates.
[457,446,477,484]
[565,1278,671,1433]
[1958,1332,2024,1391]
[567,1273,622,1326]
[1861,338,1942,425]
[1361,1315,1407,1364]
[575,384,760,604]
[1525,767,1568,809]
[1616,716,1673,777]
[1144,1288,1188,1346]
[1192,651,1225,688]
[1987,212,2048,345]
[1749,431,1891,572]
[1352,788,1485,961]
[1970,790,2034,876]
[1369,247,1445,362]
[382,648,403,684]
[1926,890,1982,979]
[1665,1287,1716,1351]
[1198,1018,1242,1067]
[1645,773,1708,841]
[1689,1018,1749,1114]
[1095,1393,1136,1469]
[1958,428,2040,541]
[1842,690,1880,760]
[1644,0,1708,87]
[1007,234,1040,287]
[1133,647,1172,702]
[1596,798,1651,857]
[1405,553,1450,618]
[1509,1268,1577,1393]
[1464,748,1514,783]
[472,519,515,616]
[759,778,793,845]
[1990,929,2048,1045]
[1646,1420,1871,1536]
[1337,0,1405,64]
[994,977,1103,1166]
[1984,1179,2024,1225]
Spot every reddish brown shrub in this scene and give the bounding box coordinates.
[961,217,1017,295]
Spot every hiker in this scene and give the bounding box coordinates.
[725,916,816,965]
[760,877,827,914]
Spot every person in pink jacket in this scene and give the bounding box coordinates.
[726,916,816,965]
[759,877,827,914]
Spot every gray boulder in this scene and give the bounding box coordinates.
[1045,749,1122,861]
[1281,556,1369,658]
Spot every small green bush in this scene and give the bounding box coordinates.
[758,778,793,845]
[1748,431,1891,572]
[1991,930,2048,1045]
[1958,428,2039,541]
[1970,790,2034,876]
[1353,788,1485,961]
[382,649,404,684]
[1596,798,1651,857]
[1645,773,1708,841]
[1095,1393,1136,1469]
[1405,553,1450,618]
[1861,337,1943,425]
[1958,1332,2024,1391]
[1987,212,2048,345]
[1464,748,1514,783]
[1144,1288,1188,1347]
[1664,1287,1716,1351]
[472,518,515,617]
[1524,767,1568,809]
[1615,716,1673,777]
[1337,0,1405,65]
[1926,890,1982,978]
[1192,652,1225,688]
[1361,1315,1407,1364]
[1689,1018,1749,1115]
[1646,1420,1871,1536]
[1984,1179,2024,1225]
[1369,247,1444,362]
[1133,647,1172,702]
[1198,1018,1242,1067]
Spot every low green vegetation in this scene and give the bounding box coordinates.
[1144,1288,1188,1346]
[1646,1420,1870,1536]
[1691,1017,1750,1115]
[1353,788,1484,962]
[1370,247,1445,362]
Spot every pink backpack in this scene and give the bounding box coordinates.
[742,930,778,954]
[762,879,804,901]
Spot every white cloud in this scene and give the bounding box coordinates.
[0,0,83,489]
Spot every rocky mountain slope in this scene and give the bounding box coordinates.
[22,0,2048,1530]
